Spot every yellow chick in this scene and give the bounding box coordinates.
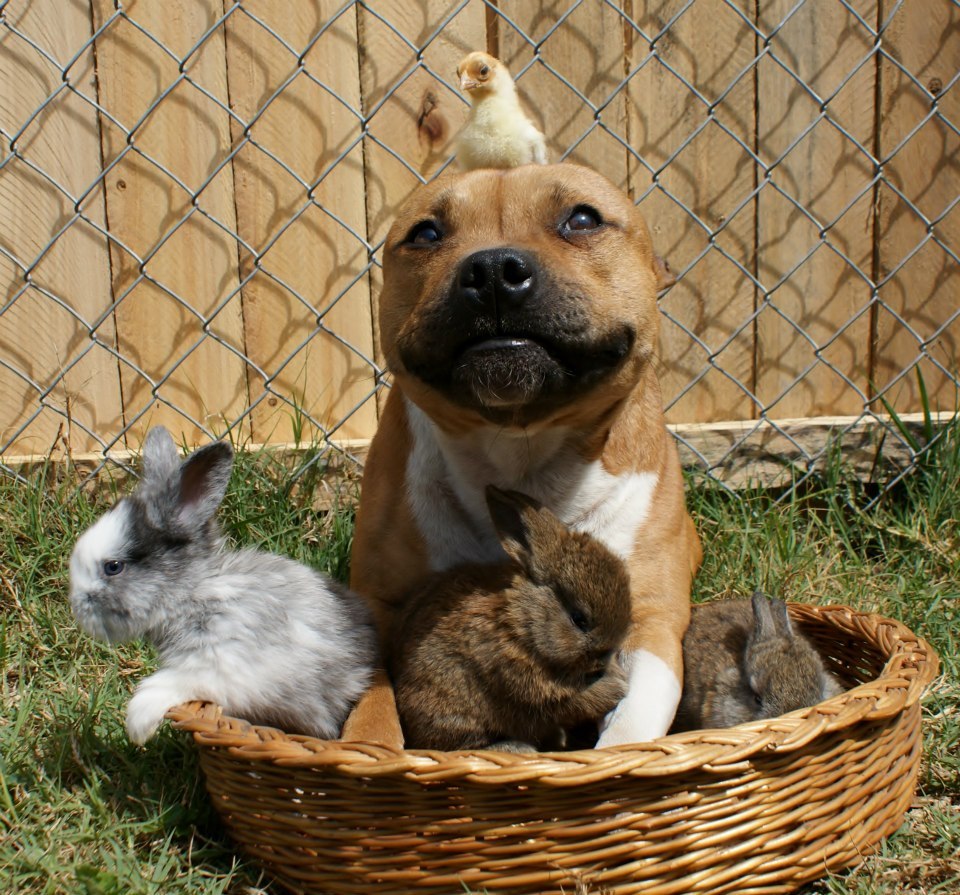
[455,51,548,170]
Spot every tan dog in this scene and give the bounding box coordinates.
[344,164,701,749]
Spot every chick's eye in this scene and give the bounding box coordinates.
[407,221,442,246]
[103,560,125,577]
[479,64,489,77]
[562,206,603,237]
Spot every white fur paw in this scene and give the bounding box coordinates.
[595,649,681,748]
[125,685,179,744]
[597,700,668,747]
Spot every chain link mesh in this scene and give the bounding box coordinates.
[1,0,957,495]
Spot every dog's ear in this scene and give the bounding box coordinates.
[653,254,676,291]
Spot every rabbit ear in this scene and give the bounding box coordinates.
[173,440,234,533]
[141,427,180,484]
[770,596,794,635]
[485,486,554,568]
[751,591,794,640]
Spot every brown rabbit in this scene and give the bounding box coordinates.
[671,591,844,732]
[389,486,631,752]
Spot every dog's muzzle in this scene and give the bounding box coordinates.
[396,246,635,422]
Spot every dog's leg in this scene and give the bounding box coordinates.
[596,510,698,747]
[340,669,404,748]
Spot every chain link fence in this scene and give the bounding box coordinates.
[1,0,958,494]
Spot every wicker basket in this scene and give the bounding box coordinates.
[168,604,939,895]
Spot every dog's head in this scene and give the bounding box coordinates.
[380,164,668,430]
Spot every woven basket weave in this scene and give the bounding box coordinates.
[168,604,939,895]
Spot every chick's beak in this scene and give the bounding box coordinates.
[459,74,479,91]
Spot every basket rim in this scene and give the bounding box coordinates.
[166,602,939,785]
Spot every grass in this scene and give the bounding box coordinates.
[1,427,957,894]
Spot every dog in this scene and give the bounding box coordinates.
[343,163,701,749]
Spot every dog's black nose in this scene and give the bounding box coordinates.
[455,248,536,314]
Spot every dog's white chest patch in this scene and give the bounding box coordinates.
[558,462,658,561]
[404,403,503,570]
[404,399,658,568]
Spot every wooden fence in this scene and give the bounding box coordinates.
[1,0,957,471]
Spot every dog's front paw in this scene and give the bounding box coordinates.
[596,701,666,747]
[490,739,538,753]
[595,649,681,748]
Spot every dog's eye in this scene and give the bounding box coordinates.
[562,206,603,236]
[406,221,442,246]
[103,560,125,577]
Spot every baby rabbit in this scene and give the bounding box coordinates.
[671,591,844,732]
[69,426,376,745]
[390,486,630,752]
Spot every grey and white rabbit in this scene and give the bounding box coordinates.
[671,591,844,732]
[390,486,630,752]
[68,426,376,745]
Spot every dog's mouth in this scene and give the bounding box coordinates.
[457,333,631,369]
[452,337,552,409]
[460,336,536,356]
[448,328,635,410]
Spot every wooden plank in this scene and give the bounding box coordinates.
[0,0,122,457]
[3,438,370,503]
[224,2,378,444]
[672,411,955,488]
[9,414,954,498]
[874,2,960,414]
[754,0,877,419]
[3,438,371,469]
[496,0,629,189]
[91,0,248,448]
[357,0,487,388]
[625,0,756,425]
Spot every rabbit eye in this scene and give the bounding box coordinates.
[568,608,590,632]
[103,560,125,577]
[751,690,763,708]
